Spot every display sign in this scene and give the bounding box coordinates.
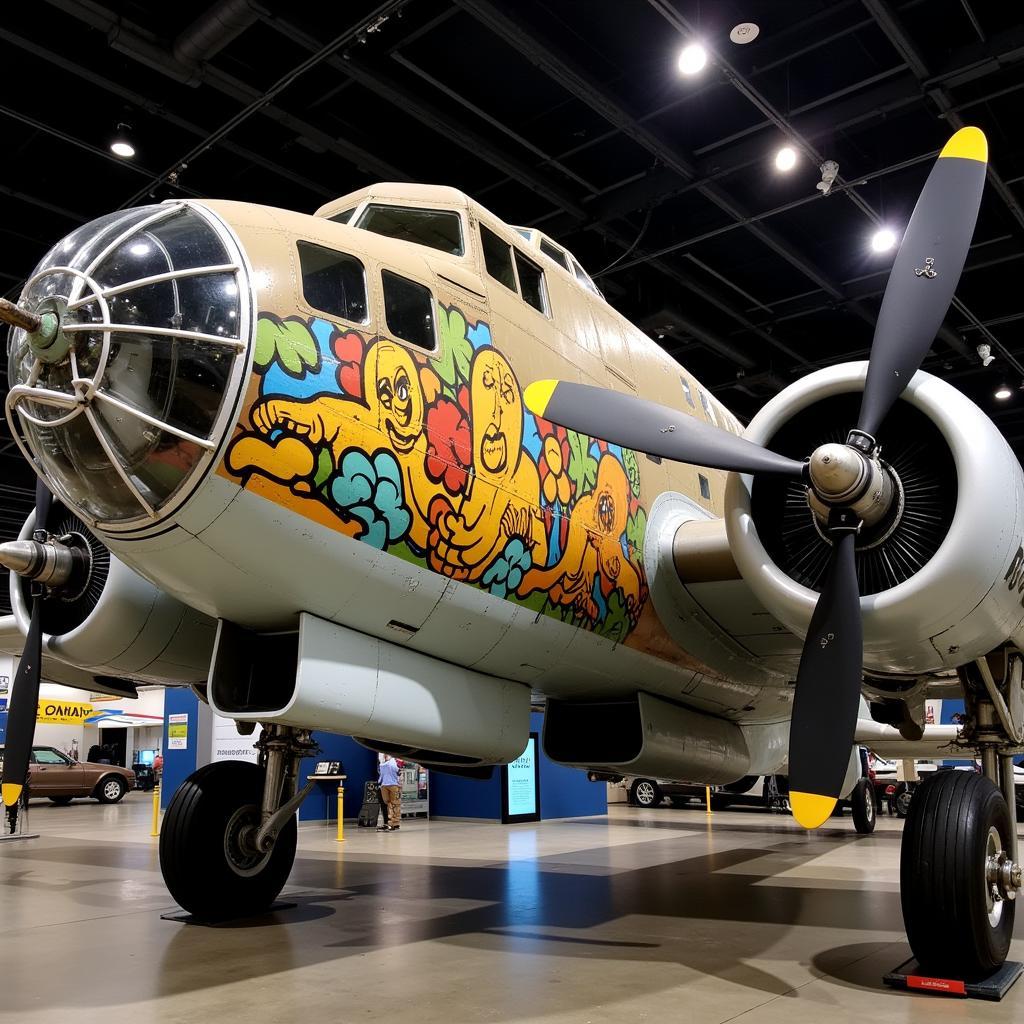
[36,699,94,725]
[212,714,260,763]
[501,734,540,823]
[0,654,12,694]
[167,713,189,750]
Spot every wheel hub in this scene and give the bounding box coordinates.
[984,826,1022,927]
[223,804,272,877]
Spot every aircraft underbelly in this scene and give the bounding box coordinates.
[103,480,771,716]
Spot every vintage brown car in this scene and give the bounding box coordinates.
[0,745,135,804]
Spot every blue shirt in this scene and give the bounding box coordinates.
[378,758,399,787]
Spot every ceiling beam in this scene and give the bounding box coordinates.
[453,0,870,306]
[861,0,1024,233]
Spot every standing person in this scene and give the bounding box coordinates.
[377,753,402,832]
[153,751,164,779]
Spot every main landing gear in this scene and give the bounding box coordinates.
[159,725,317,919]
[899,655,1023,979]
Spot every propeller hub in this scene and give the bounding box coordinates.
[806,443,896,530]
[0,536,89,591]
[807,443,867,503]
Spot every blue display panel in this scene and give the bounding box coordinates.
[502,733,541,823]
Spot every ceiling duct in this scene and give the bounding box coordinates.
[173,0,263,66]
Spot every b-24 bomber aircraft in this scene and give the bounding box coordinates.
[1,125,1021,980]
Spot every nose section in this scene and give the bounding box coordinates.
[4,202,251,528]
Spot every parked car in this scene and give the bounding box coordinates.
[868,754,1024,818]
[617,774,770,810]
[0,745,135,804]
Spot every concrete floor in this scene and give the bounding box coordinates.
[0,796,1021,1024]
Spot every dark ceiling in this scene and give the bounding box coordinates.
[2,0,1023,510]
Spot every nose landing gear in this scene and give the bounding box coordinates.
[159,725,317,919]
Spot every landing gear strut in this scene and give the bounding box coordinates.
[900,655,1023,978]
[159,725,317,919]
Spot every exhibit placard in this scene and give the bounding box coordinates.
[0,655,12,695]
[501,733,540,824]
[212,714,261,763]
[167,713,189,750]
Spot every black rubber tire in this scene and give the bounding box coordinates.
[850,778,876,834]
[893,781,913,818]
[159,761,297,919]
[629,779,661,808]
[710,794,730,811]
[901,770,1015,979]
[48,796,74,805]
[95,775,127,804]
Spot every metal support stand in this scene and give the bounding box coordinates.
[0,794,39,843]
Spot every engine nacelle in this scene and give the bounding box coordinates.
[10,511,215,684]
[726,363,1024,675]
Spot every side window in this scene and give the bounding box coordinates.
[481,225,516,291]
[356,204,464,256]
[329,207,357,225]
[698,473,711,501]
[698,388,717,425]
[680,375,695,408]
[514,251,548,314]
[539,237,570,271]
[382,270,435,352]
[297,242,368,323]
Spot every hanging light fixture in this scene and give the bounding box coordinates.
[110,123,135,158]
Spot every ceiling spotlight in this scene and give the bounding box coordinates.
[110,123,135,158]
[775,146,797,172]
[678,43,707,76]
[977,343,994,367]
[995,384,1012,400]
[871,227,897,253]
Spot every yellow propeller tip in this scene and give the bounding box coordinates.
[789,791,837,829]
[939,126,987,163]
[524,379,558,418]
[2,783,24,807]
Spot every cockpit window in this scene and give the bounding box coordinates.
[382,270,436,352]
[480,225,516,292]
[297,242,368,324]
[328,207,357,225]
[571,257,602,297]
[539,238,569,271]
[356,204,464,256]
[513,251,548,315]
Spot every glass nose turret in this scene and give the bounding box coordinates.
[4,202,250,527]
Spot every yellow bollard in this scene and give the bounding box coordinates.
[151,784,161,837]
[336,785,345,843]
[705,786,713,816]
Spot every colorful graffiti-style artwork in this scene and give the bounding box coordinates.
[224,305,649,642]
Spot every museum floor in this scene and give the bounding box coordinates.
[1,797,1021,1023]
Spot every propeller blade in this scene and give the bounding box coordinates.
[856,126,988,440]
[787,524,863,829]
[35,477,52,532]
[524,380,805,478]
[1,597,43,810]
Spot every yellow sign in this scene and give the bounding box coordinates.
[37,699,94,725]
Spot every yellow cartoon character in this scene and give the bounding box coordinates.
[431,347,547,580]
[228,340,438,548]
[518,454,644,625]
